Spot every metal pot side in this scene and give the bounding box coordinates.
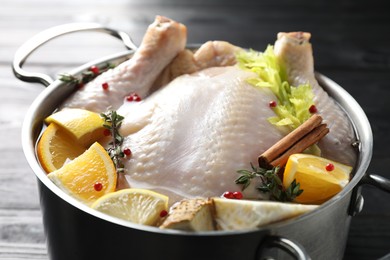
[19,50,373,260]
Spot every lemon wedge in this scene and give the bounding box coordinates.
[44,108,105,147]
[48,142,117,205]
[283,153,352,204]
[91,188,168,226]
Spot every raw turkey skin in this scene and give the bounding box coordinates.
[117,66,288,202]
[275,32,357,165]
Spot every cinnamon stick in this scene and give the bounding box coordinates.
[258,114,329,169]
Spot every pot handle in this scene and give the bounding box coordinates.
[349,173,390,216]
[256,235,311,260]
[361,173,390,192]
[13,23,138,87]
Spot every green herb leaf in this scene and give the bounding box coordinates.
[58,62,116,87]
[235,163,303,202]
[236,46,315,130]
[100,110,125,174]
[58,73,80,84]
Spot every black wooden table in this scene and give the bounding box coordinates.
[1,0,389,259]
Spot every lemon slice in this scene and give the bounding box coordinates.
[48,142,117,205]
[37,123,86,173]
[45,108,105,147]
[91,188,168,226]
[283,153,352,204]
[213,198,317,231]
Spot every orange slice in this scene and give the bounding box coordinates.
[283,153,352,204]
[44,108,105,147]
[37,123,86,173]
[47,142,117,205]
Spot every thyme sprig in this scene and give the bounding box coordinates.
[235,163,303,202]
[100,110,125,173]
[59,62,116,86]
[58,73,80,84]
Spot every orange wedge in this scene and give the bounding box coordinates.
[37,123,86,173]
[47,142,117,205]
[283,153,352,204]
[44,108,105,147]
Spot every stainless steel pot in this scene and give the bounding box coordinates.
[13,23,390,260]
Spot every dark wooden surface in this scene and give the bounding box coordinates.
[1,0,390,259]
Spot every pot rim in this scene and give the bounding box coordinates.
[21,49,373,236]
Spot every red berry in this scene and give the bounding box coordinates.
[325,163,335,171]
[125,93,142,102]
[123,148,132,157]
[103,129,111,136]
[90,66,100,75]
[94,182,103,191]
[269,100,277,108]
[233,191,243,199]
[223,191,235,199]
[102,82,109,90]
[77,82,84,89]
[160,210,168,218]
[309,104,318,114]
